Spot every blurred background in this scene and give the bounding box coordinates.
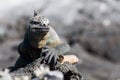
[0,0,120,80]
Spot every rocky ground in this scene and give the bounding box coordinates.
[0,0,120,80]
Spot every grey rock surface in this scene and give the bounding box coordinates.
[70,44,120,80]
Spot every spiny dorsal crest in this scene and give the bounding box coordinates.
[32,10,50,26]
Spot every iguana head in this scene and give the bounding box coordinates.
[29,11,50,36]
[27,11,50,48]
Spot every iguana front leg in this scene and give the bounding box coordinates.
[46,26,70,55]
[40,46,58,69]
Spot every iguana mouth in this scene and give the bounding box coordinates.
[31,25,49,33]
[32,27,49,32]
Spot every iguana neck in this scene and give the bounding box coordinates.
[23,29,48,49]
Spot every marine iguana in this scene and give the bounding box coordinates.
[10,12,82,80]
[15,12,70,69]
